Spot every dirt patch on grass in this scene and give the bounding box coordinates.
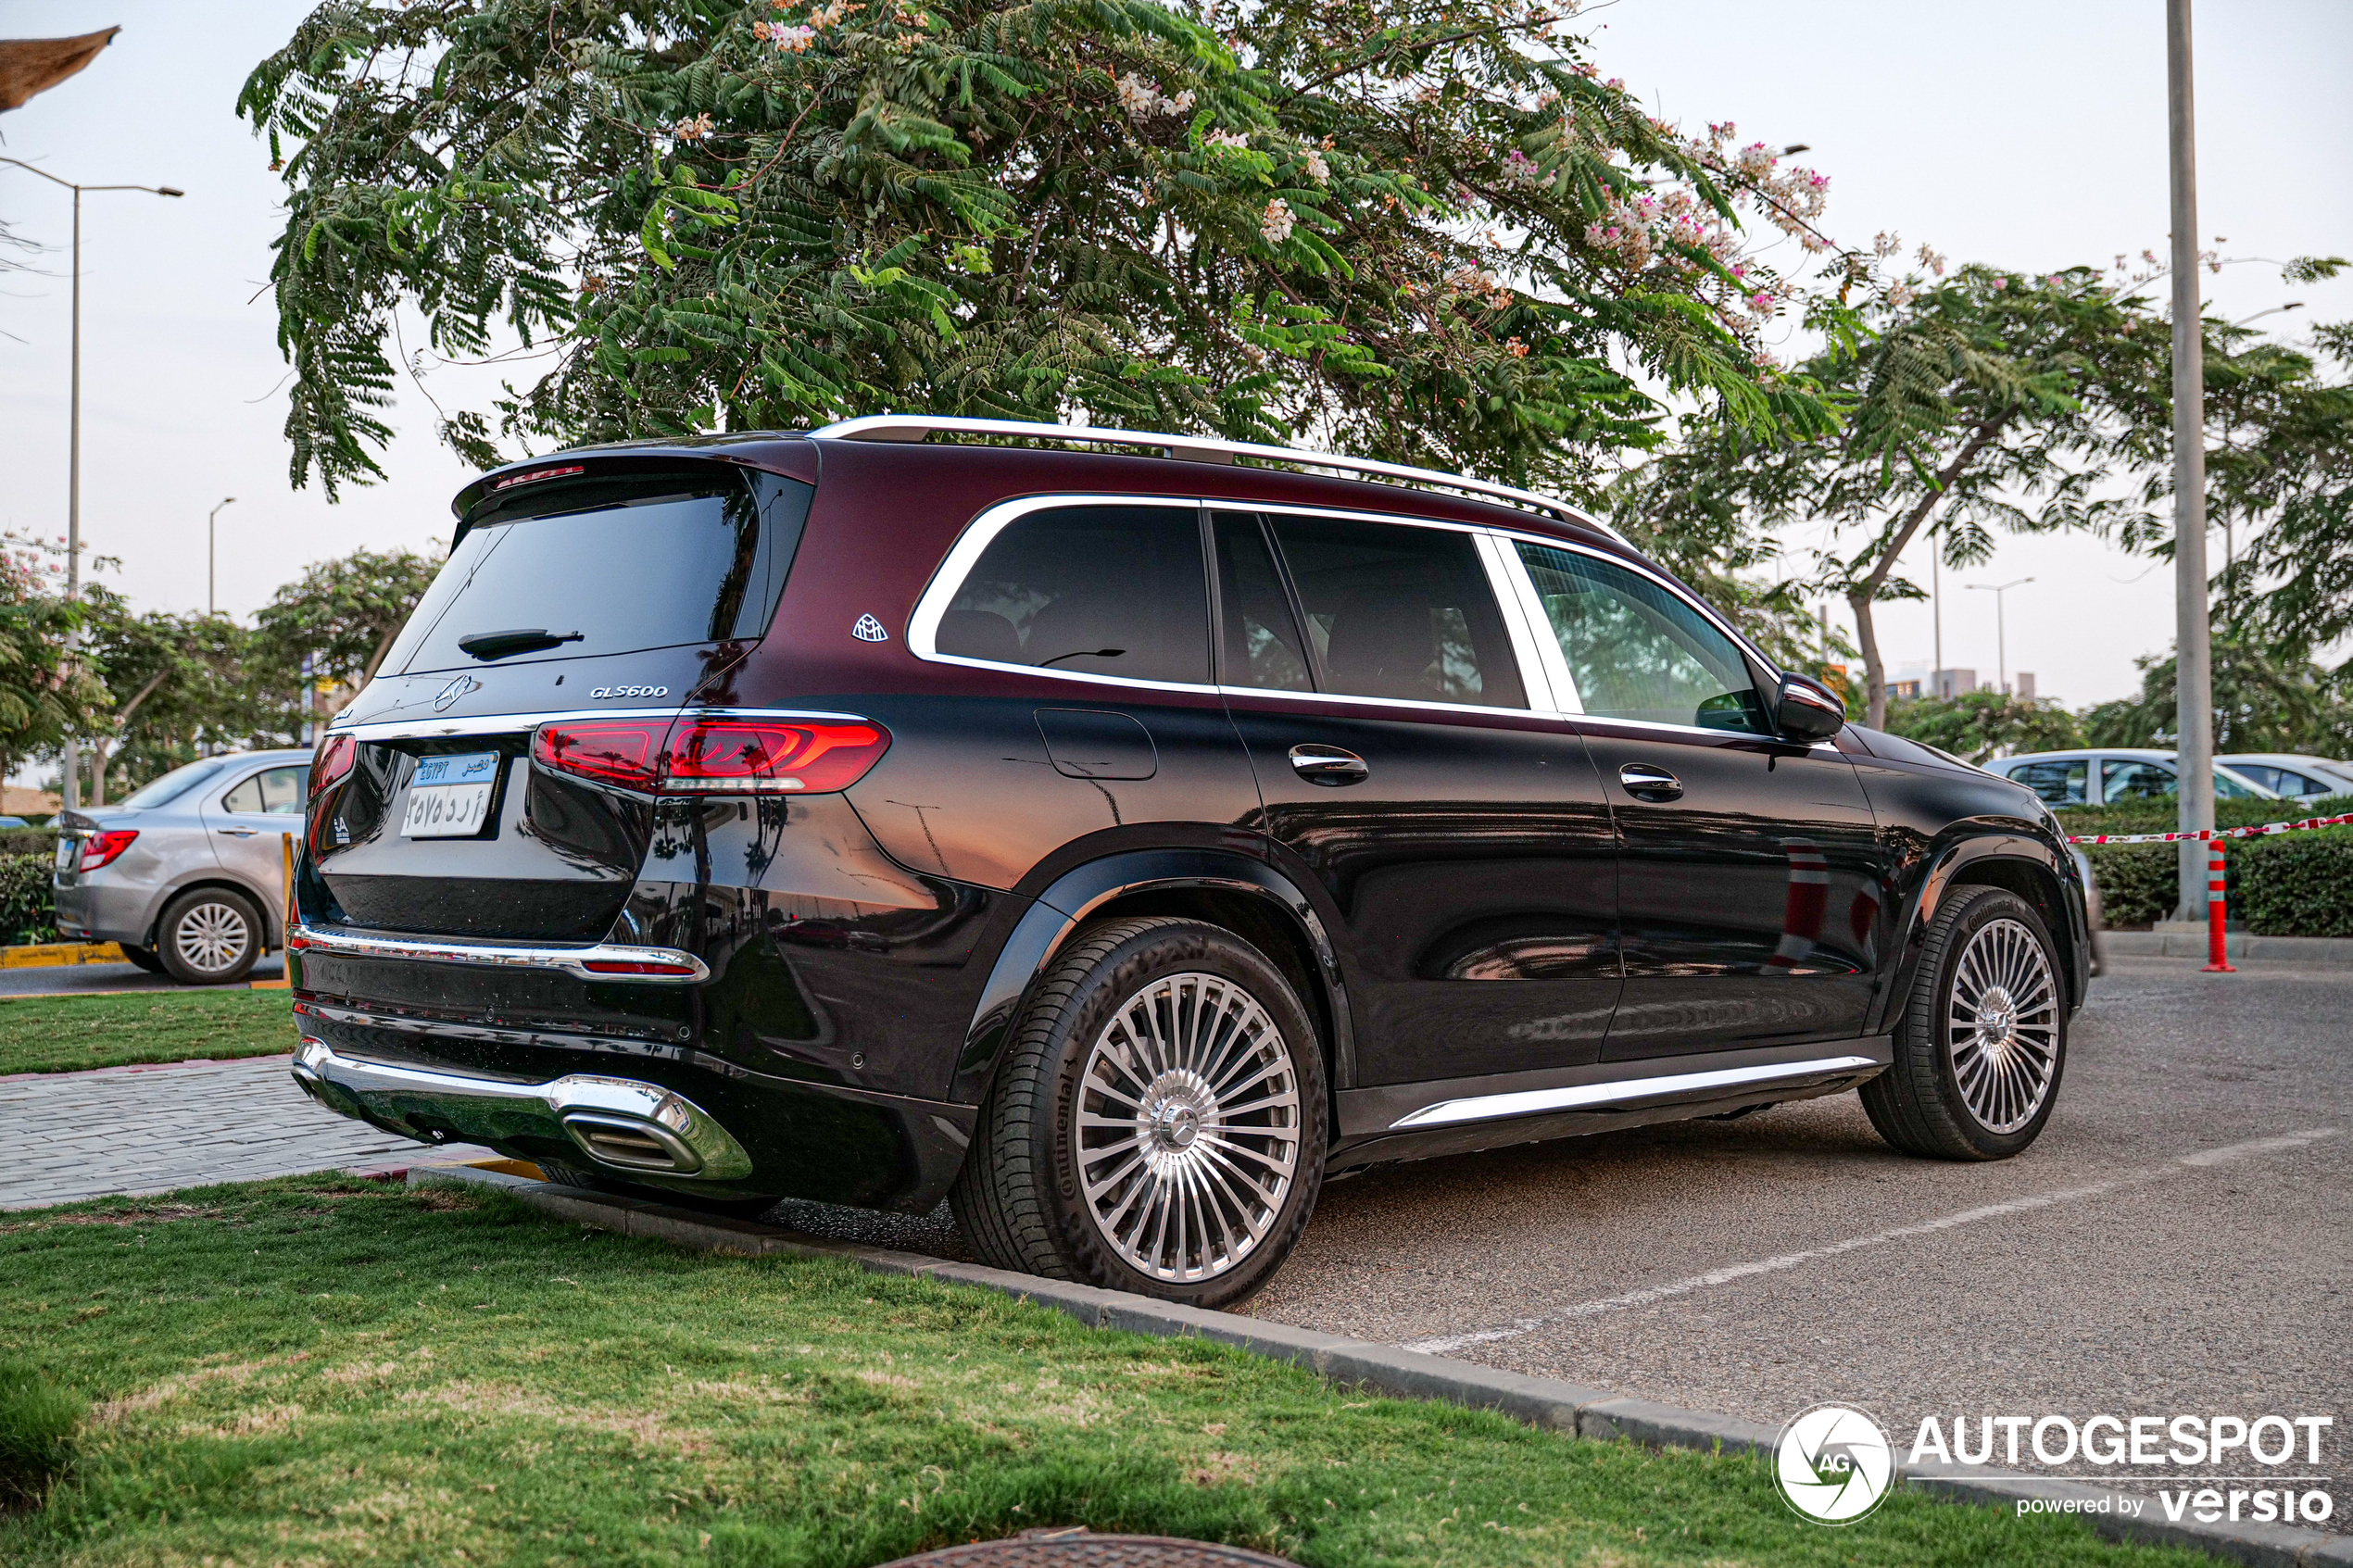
[402,1379,713,1456]
[1,1204,224,1231]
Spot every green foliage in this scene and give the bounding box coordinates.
[74,588,285,806]
[239,0,1836,498]
[251,546,443,695]
[2079,843,2174,929]
[2236,827,2353,937]
[1881,689,2082,764]
[2081,637,2353,754]
[0,545,108,778]
[0,1360,83,1513]
[0,856,55,947]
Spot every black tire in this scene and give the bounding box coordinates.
[155,888,264,985]
[533,1157,780,1220]
[118,943,165,974]
[950,917,1327,1308]
[1862,885,2067,1160]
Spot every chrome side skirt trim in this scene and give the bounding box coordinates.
[1389,1054,1884,1130]
[291,1037,752,1179]
[290,926,710,984]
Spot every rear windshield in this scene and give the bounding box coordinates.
[119,757,232,809]
[383,470,812,675]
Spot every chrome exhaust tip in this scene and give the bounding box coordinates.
[560,1112,699,1173]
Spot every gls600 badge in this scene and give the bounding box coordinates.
[589,685,669,700]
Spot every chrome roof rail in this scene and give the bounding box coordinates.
[811,413,1627,544]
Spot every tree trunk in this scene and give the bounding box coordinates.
[1849,587,1888,731]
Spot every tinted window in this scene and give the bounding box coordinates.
[223,767,307,815]
[1260,515,1524,708]
[937,506,1210,684]
[2102,759,2175,802]
[2231,763,2284,794]
[1517,543,1768,733]
[1212,513,1312,692]
[2008,759,2087,805]
[2282,771,2336,796]
[120,758,231,809]
[384,472,810,675]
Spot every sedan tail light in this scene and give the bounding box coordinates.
[531,715,889,797]
[79,829,139,872]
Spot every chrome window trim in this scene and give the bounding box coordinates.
[1473,530,1558,714]
[326,706,869,743]
[1487,526,1831,746]
[1390,1053,1883,1130]
[909,494,1542,712]
[291,925,711,984]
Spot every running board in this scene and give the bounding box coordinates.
[1380,1048,1888,1131]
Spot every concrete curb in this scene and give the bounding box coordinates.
[409,1164,2349,1566]
[2105,930,2353,963]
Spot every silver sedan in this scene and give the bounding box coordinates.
[52,749,313,985]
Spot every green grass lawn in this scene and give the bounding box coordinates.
[0,1176,2209,1568]
[0,989,296,1076]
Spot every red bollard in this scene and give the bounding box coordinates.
[2203,838,2235,973]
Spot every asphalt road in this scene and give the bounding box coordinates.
[786,955,2351,1518]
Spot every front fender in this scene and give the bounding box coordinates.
[947,848,1349,1107]
[1874,832,2090,1035]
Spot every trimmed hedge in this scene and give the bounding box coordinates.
[0,855,54,947]
[2064,794,2353,935]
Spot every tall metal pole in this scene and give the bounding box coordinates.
[1932,547,1943,681]
[1968,577,2034,695]
[64,186,82,814]
[208,497,236,615]
[2169,0,2216,921]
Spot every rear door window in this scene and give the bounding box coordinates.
[383,470,812,675]
[1255,513,1525,708]
[2008,759,2088,805]
[222,767,308,815]
[936,505,1211,684]
[2102,759,2176,802]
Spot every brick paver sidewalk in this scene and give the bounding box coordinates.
[0,1055,490,1210]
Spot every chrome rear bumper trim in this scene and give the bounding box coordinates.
[291,1036,753,1179]
[1389,1054,1884,1130]
[289,926,709,984]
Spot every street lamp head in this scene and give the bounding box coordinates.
[157,186,184,198]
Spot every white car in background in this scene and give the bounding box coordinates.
[2215,753,2353,802]
[1988,748,2278,808]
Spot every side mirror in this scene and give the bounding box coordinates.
[1775,673,1846,744]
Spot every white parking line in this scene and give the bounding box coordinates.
[1403,1127,2341,1355]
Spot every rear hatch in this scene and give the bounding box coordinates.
[308,458,813,942]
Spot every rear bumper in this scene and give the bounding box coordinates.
[292,1036,753,1179]
[51,879,157,946]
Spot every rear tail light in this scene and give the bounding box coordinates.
[661,718,889,794]
[79,829,139,872]
[532,719,669,791]
[579,958,702,977]
[532,715,890,797]
[311,733,357,795]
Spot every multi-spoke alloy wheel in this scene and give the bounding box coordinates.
[1862,885,2069,1160]
[1075,972,1303,1286]
[952,917,1327,1307]
[1945,917,2059,1134]
[157,888,263,985]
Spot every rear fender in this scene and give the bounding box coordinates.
[948,849,1350,1108]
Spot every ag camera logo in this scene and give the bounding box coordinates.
[1775,1404,1895,1524]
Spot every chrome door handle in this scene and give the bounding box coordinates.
[1617,763,1682,801]
[1289,745,1368,786]
[217,828,258,838]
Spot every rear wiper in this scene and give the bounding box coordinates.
[458,628,584,660]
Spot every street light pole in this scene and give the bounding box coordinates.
[1966,577,2035,694]
[208,497,236,615]
[0,158,183,813]
[2168,0,2216,922]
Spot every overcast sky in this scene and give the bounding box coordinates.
[2,0,2348,708]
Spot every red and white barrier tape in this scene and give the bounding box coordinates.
[2067,811,2353,847]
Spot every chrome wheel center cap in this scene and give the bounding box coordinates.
[1150,1096,1204,1150]
[1977,985,2018,1046]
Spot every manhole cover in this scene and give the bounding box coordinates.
[876,1528,1301,1567]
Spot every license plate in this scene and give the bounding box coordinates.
[402,751,501,838]
[53,836,75,872]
